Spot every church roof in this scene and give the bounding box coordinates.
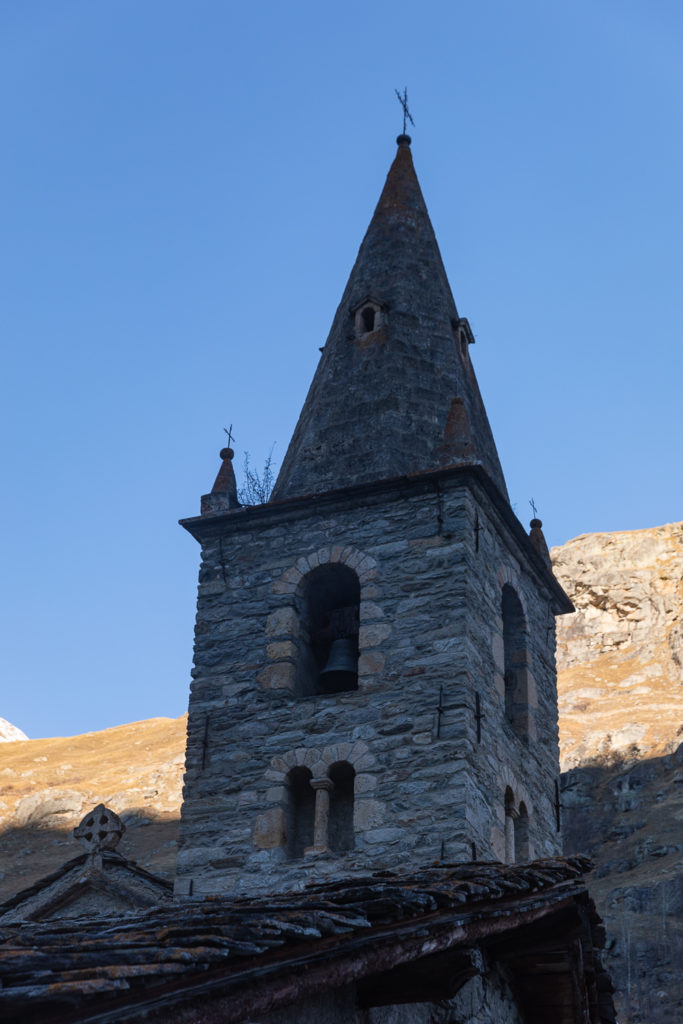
[0,805,173,925]
[272,135,509,502]
[0,850,173,925]
[0,855,615,1023]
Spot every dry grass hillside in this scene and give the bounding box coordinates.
[0,523,681,1022]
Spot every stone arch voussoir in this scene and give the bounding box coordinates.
[497,566,529,618]
[268,741,376,786]
[271,545,378,597]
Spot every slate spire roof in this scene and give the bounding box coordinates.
[272,135,508,502]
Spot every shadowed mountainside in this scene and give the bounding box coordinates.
[561,748,682,1024]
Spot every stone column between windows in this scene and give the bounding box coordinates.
[306,777,334,854]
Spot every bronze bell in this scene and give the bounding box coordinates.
[318,638,358,694]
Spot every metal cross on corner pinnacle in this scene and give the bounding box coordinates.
[223,425,235,448]
[395,87,415,134]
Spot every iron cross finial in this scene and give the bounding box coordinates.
[223,424,235,448]
[395,87,415,135]
[529,497,538,519]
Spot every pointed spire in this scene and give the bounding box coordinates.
[272,138,508,502]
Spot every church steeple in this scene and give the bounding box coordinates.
[177,128,571,900]
[272,136,508,502]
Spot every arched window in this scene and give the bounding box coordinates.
[515,801,530,861]
[286,766,314,859]
[504,786,516,864]
[328,761,355,852]
[502,584,530,740]
[296,565,360,696]
[354,300,383,337]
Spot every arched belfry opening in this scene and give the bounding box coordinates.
[328,761,355,852]
[502,584,530,740]
[296,564,360,696]
[286,766,314,860]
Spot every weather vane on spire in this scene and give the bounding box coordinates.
[395,87,415,135]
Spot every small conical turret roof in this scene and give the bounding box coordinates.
[272,136,508,502]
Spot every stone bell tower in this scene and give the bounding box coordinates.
[174,134,573,897]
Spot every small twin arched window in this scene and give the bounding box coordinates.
[285,761,355,860]
[504,787,530,863]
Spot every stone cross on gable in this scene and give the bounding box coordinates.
[74,804,125,854]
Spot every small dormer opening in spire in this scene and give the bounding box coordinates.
[451,317,475,364]
[354,299,383,338]
[362,306,375,333]
[458,330,469,361]
[295,565,360,696]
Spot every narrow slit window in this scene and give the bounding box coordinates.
[502,584,530,740]
[504,786,516,864]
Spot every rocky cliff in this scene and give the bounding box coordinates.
[0,523,681,1022]
[552,522,683,1024]
[553,522,683,770]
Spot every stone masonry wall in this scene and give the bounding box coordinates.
[463,494,563,862]
[175,471,564,896]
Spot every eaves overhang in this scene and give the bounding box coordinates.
[180,463,574,615]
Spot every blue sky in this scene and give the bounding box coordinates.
[2,1,681,738]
